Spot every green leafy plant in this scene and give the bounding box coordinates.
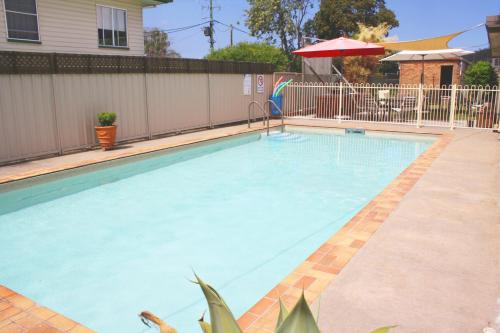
[205,42,289,72]
[463,61,498,87]
[139,274,396,333]
[97,112,117,127]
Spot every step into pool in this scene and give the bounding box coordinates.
[0,127,434,333]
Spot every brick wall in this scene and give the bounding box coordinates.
[399,60,461,86]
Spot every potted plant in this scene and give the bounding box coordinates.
[95,112,117,150]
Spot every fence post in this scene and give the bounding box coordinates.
[207,61,213,128]
[143,72,152,140]
[416,83,424,128]
[338,82,343,123]
[47,53,63,155]
[448,84,457,130]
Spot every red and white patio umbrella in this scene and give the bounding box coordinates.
[292,37,385,58]
[292,36,385,86]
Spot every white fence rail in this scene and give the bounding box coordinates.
[282,83,500,130]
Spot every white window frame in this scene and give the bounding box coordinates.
[96,4,128,48]
[2,0,41,42]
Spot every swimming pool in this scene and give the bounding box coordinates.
[0,127,434,333]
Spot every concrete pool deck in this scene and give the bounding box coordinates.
[0,120,498,333]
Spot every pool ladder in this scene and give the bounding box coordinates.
[247,99,284,136]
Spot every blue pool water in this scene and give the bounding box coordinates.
[0,129,433,333]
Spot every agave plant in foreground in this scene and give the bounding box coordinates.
[139,274,396,333]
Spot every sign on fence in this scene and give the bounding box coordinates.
[243,74,252,95]
[256,74,265,93]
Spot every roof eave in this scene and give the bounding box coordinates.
[141,0,173,8]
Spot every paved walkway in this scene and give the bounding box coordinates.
[314,129,500,333]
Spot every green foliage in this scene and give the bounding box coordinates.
[307,0,398,39]
[275,293,321,333]
[463,61,498,86]
[144,28,181,58]
[206,42,289,71]
[97,112,116,126]
[140,274,396,333]
[245,0,315,55]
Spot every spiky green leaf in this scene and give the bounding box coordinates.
[275,298,289,330]
[275,293,321,333]
[194,274,242,333]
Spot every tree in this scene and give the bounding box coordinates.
[463,61,498,86]
[343,23,389,83]
[307,0,398,39]
[245,0,315,56]
[205,42,289,71]
[144,28,181,58]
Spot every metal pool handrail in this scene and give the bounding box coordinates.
[264,99,284,134]
[248,101,269,131]
[248,100,284,136]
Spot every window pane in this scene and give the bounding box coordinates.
[114,9,126,32]
[118,31,127,47]
[5,0,37,14]
[101,7,112,30]
[101,29,113,46]
[6,11,39,40]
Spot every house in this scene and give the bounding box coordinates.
[0,0,171,56]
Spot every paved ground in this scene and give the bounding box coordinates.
[312,129,500,333]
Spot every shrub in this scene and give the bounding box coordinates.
[205,42,289,71]
[463,61,498,87]
[97,112,116,126]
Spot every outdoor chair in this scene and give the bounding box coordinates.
[391,96,417,122]
[355,93,388,121]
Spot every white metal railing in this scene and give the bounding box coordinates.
[282,82,500,130]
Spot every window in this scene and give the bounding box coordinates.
[3,0,40,41]
[97,5,127,47]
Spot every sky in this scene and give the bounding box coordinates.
[143,0,500,59]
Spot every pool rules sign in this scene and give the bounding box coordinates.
[256,74,265,93]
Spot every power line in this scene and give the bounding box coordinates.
[161,21,210,34]
[214,20,250,36]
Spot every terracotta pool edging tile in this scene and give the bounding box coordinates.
[237,132,453,332]
[0,286,94,333]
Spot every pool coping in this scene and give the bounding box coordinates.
[0,123,452,333]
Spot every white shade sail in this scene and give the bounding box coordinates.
[380,48,473,61]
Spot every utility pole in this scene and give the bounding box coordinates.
[209,0,214,51]
[202,0,218,51]
[229,24,233,47]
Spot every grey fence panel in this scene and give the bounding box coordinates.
[0,75,59,163]
[53,74,148,151]
[209,74,254,126]
[146,73,210,136]
[0,71,275,165]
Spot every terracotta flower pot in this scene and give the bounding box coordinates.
[95,125,117,150]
